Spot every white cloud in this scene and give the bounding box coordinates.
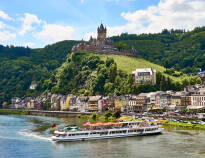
[0,10,12,20]
[105,0,205,36]
[36,24,75,43]
[24,42,35,47]
[0,31,16,42]
[0,21,5,29]
[84,32,97,40]
[19,13,41,35]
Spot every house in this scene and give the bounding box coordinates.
[52,95,62,110]
[168,95,182,110]
[135,94,148,112]
[132,68,156,85]
[114,96,125,112]
[154,91,165,109]
[51,94,57,109]
[29,83,37,90]
[101,97,115,112]
[61,95,72,111]
[160,93,171,108]
[171,96,181,106]
[69,96,78,112]
[155,92,171,109]
[127,97,137,112]
[88,96,102,112]
[11,97,22,109]
[76,96,88,112]
[184,85,201,95]
[188,95,205,110]
[181,95,190,108]
[60,95,67,111]
[138,92,160,110]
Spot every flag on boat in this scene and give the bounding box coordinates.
[52,124,56,130]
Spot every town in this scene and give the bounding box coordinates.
[7,79,205,115]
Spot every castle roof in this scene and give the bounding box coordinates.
[98,23,106,32]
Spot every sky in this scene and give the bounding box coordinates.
[1,0,205,48]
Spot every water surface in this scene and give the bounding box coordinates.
[0,115,205,158]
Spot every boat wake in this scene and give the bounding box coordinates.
[19,130,52,141]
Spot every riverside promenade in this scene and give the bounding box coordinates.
[0,109,203,120]
[28,110,92,117]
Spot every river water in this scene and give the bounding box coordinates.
[0,115,205,158]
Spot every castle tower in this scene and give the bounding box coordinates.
[97,23,107,43]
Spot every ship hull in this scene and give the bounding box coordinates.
[52,129,163,142]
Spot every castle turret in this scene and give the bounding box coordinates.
[97,23,107,42]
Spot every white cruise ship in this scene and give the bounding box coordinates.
[51,121,163,142]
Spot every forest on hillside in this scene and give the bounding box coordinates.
[0,40,79,105]
[1,26,205,105]
[38,52,201,97]
[111,27,205,73]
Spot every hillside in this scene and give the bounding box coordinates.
[96,54,196,82]
[111,27,205,73]
[2,26,205,104]
[0,40,79,105]
[38,52,200,98]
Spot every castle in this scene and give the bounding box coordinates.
[72,23,136,56]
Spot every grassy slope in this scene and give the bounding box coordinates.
[94,54,194,82]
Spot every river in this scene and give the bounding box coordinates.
[0,115,205,158]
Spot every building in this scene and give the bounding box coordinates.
[135,94,148,112]
[60,95,67,111]
[181,96,190,107]
[132,68,156,85]
[127,97,137,112]
[101,97,115,112]
[29,83,37,90]
[69,96,78,112]
[114,96,125,112]
[88,96,102,112]
[171,96,181,106]
[154,93,171,109]
[160,93,171,108]
[97,23,107,45]
[188,95,205,109]
[76,96,88,112]
[72,23,136,57]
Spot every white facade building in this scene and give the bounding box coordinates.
[30,83,37,90]
[132,68,156,85]
[188,95,205,109]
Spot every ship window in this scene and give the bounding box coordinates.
[111,131,115,134]
[137,129,143,132]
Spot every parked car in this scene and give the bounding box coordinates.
[200,121,205,125]
[191,121,200,124]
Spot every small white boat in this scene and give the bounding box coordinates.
[51,121,163,142]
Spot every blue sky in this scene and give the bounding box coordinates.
[0,0,205,48]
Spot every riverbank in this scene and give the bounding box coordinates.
[0,109,28,115]
[77,111,119,122]
[163,121,205,130]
